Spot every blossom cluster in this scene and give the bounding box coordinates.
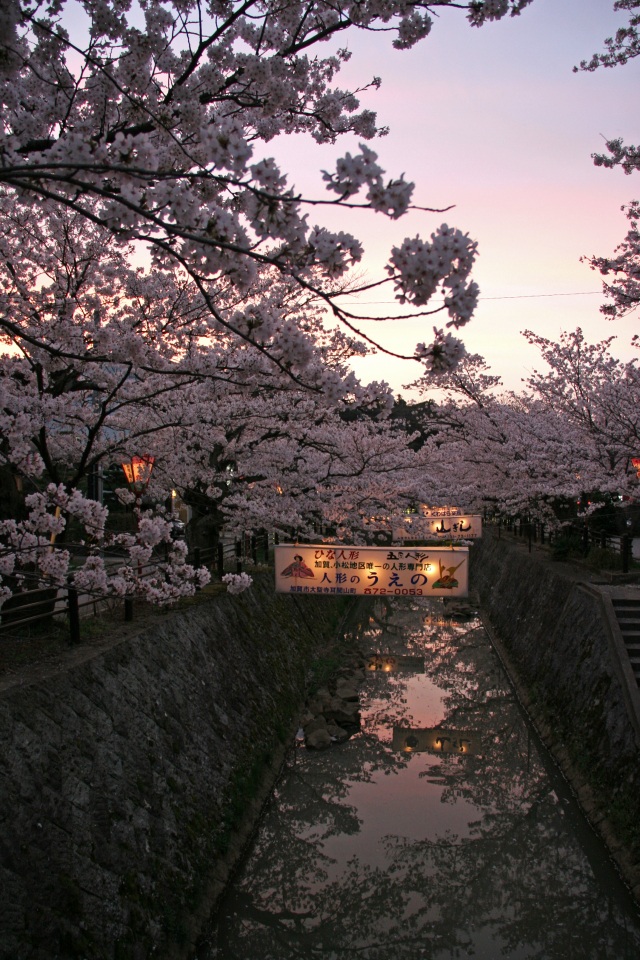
[415,329,467,375]
[222,572,254,595]
[0,487,210,607]
[387,225,479,319]
[323,144,414,219]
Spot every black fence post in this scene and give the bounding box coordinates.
[622,534,630,574]
[251,534,258,565]
[217,542,224,578]
[194,547,201,569]
[68,584,81,645]
[236,539,242,573]
[124,598,133,621]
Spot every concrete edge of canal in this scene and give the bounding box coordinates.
[470,531,640,903]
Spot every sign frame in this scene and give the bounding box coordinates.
[274,543,469,598]
[394,514,482,541]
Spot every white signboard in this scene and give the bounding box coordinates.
[274,544,469,598]
[394,514,482,541]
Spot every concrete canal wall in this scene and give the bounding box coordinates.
[469,532,640,899]
[0,576,352,960]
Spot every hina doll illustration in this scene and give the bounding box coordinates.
[280,554,315,579]
[432,558,465,590]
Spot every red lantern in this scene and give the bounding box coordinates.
[121,455,155,495]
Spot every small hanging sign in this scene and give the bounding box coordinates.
[394,514,482,541]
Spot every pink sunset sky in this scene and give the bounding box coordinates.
[262,0,640,396]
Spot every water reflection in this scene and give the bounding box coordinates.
[199,598,640,959]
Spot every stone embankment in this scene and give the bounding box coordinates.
[0,576,357,960]
[300,653,367,749]
[470,530,640,900]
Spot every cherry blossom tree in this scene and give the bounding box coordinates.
[0,0,534,381]
[577,1,640,318]
[0,197,384,493]
[575,0,640,71]
[522,327,640,493]
[410,380,577,524]
[1,198,427,601]
[406,332,640,526]
[0,0,544,606]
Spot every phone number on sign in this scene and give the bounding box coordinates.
[364,587,424,596]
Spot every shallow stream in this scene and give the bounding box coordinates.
[199,597,640,959]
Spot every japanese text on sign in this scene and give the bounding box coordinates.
[394,514,482,541]
[274,544,469,597]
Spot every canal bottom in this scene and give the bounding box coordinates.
[198,596,640,959]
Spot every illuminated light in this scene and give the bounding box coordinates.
[392,727,476,755]
[121,454,155,495]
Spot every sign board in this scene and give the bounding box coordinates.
[394,514,482,541]
[392,726,478,756]
[418,505,465,518]
[274,544,469,598]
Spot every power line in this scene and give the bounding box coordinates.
[480,291,600,301]
[334,290,601,306]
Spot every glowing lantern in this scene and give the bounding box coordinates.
[121,455,155,496]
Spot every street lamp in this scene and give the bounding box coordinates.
[121,454,155,498]
[120,454,155,621]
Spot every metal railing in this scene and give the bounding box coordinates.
[495,516,637,572]
[0,529,275,645]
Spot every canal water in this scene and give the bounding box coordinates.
[198,597,640,959]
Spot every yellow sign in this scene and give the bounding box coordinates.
[274,544,469,597]
[392,727,477,755]
[394,514,482,541]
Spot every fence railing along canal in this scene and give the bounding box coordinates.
[496,515,638,572]
[0,529,274,645]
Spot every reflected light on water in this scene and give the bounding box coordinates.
[202,597,640,960]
